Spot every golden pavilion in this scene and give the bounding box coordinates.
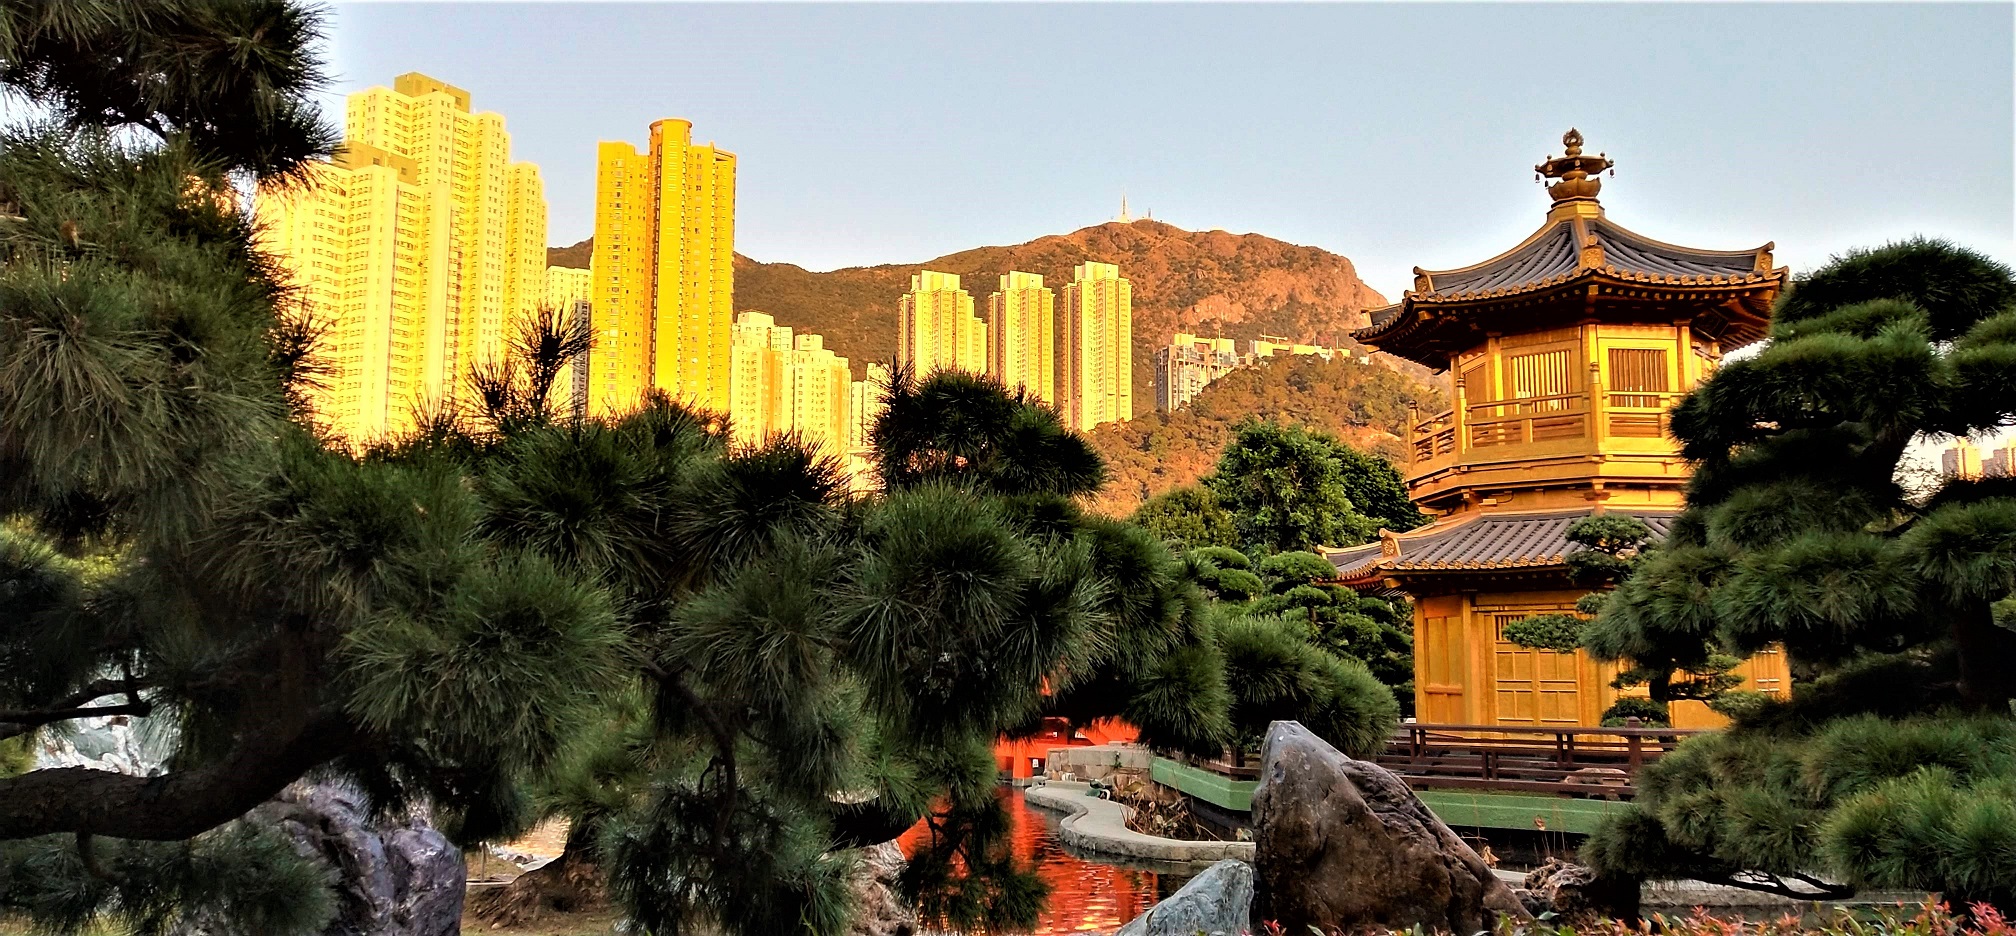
[1327,130,1791,729]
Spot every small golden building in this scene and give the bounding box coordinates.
[1327,131,1791,729]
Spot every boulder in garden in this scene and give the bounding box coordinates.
[1249,720,1529,934]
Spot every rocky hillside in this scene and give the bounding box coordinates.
[551,221,1394,402]
[1084,352,1445,517]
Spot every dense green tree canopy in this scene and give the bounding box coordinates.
[1132,485,1240,552]
[1581,240,2016,910]
[1204,419,1423,553]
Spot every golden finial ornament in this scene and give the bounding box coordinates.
[1535,128,1613,203]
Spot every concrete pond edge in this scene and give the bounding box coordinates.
[1023,780,1256,866]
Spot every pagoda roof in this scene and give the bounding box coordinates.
[1324,507,1677,586]
[1354,130,1786,369]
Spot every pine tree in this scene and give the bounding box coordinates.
[1500,516,1741,726]
[1579,240,2016,911]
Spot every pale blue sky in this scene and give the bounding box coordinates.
[323,2,2014,300]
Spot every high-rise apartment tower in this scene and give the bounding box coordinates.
[986,271,1055,404]
[1153,333,1242,413]
[728,312,851,458]
[256,72,546,442]
[897,271,985,377]
[589,119,736,416]
[546,265,593,416]
[1057,262,1133,431]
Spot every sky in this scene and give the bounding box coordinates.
[322,2,2014,302]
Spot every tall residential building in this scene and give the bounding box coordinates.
[898,271,985,377]
[546,265,593,415]
[589,119,736,416]
[727,312,851,458]
[847,363,892,488]
[1943,441,1984,479]
[986,272,1055,403]
[1154,333,1242,413]
[1056,262,1133,431]
[1985,446,2016,478]
[256,72,546,442]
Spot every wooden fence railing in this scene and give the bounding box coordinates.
[1375,723,1701,798]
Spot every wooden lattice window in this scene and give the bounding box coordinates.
[1607,348,1669,407]
[1507,349,1572,411]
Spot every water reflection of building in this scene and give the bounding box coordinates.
[995,719,1135,781]
[898,786,1179,935]
[1326,130,1792,729]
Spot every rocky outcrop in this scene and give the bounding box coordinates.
[259,783,465,936]
[1115,858,1254,936]
[1249,721,1529,934]
[846,841,918,936]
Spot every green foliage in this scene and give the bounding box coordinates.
[0,0,339,181]
[1132,485,1239,551]
[1214,614,1399,760]
[1502,614,1585,653]
[1585,239,2016,906]
[873,367,1104,498]
[1256,551,1337,589]
[0,821,337,935]
[1599,697,1670,728]
[1205,420,1418,553]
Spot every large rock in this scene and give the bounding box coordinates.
[1249,721,1529,934]
[846,841,918,936]
[259,782,465,936]
[1115,859,1254,936]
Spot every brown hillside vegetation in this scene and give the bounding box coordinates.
[547,237,591,270]
[1085,352,1446,517]
[552,221,1395,403]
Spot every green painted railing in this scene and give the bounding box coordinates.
[1149,757,1635,835]
[1415,789,1632,836]
[1151,757,1256,812]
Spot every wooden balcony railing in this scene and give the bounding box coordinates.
[1374,723,1701,798]
[1465,391,1589,448]
[1410,410,1457,463]
[1406,388,1691,471]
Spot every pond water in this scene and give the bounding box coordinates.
[903,786,1197,935]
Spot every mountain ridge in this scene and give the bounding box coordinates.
[549,220,1397,401]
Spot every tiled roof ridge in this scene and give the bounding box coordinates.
[1326,508,1681,580]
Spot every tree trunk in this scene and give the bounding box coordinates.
[1953,602,2016,709]
[470,823,606,927]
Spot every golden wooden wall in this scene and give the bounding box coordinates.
[1412,591,1792,729]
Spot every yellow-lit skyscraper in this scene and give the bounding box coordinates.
[986,271,1055,403]
[256,72,546,443]
[547,265,593,415]
[728,312,851,459]
[898,271,985,377]
[590,119,736,416]
[847,362,892,488]
[1057,262,1133,431]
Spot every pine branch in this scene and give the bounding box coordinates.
[649,664,740,851]
[0,678,153,741]
[0,709,356,841]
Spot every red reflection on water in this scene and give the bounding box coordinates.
[899,788,1165,934]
